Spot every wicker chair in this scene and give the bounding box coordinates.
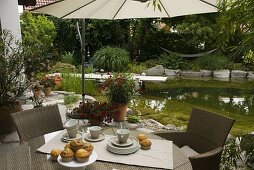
[11,105,64,143]
[155,107,235,170]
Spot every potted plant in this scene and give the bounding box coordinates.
[101,74,136,121]
[40,75,55,96]
[32,83,42,99]
[0,30,28,133]
[70,101,115,125]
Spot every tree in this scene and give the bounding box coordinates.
[216,0,254,61]
[20,12,57,78]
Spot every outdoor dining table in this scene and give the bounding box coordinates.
[0,126,192,170]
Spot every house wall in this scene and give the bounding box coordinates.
[0,0,22,41]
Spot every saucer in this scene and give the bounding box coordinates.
[111,137,134,147]
[84,133,105,142]
[61,132,82,142]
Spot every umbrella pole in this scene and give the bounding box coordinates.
[81,19,86,104]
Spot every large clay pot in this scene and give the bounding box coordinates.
[0,103,22,134]
[114,103,128,122]
[44,87,52,96]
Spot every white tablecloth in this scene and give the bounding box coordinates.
[37,130,173,169]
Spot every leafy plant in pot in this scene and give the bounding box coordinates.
[69,101,115,125]
[40,75,55,96]
[0,30,28,133]
[101,74,136,122]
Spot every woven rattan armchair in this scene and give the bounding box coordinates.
[11,105,64,143]
[155,107,235,170]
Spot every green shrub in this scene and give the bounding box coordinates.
[93,46,130,72]
[64,94,80,105]
[243,50,254,71]
[127,62,147,74]
[195,54,230,71]
[61,51,75,64]
[127,115,140,123]
[61,73,98,96]
[143,59,160,68]
[50,62,78,73]
[159,53,190,70]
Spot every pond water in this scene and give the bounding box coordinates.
[132,78,254,134]
[145,87,254,115]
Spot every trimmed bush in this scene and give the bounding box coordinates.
[93,46,130,72]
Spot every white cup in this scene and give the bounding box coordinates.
[116,129,129,143]
[90,126,103,139]
[67,126,79,138]
[64,119,79,130]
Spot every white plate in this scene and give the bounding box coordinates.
[61,132,82,143]
[107,137,140,155]
[111,137,134,147]
[57,151,97,168]
[84,133,105,142]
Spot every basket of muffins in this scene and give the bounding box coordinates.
[50,139,96,164]
[137,134,152,150]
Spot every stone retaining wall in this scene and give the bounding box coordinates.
[144,65,254,79]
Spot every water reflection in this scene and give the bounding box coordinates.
[139,87,254,115]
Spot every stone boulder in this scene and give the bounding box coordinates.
[247,71,254,79]
[164,69,181,77]
[213,70,230,78]
[231,70,247,78]
[145,65,164,76]
[201,70,212,77]
[180,71,202,77]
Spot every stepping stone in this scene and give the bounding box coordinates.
[136,127,155,133]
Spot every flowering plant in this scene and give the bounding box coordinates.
[40,75,55,88]
[71,101,116,123]
[101,74,136,105]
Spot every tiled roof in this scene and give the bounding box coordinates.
[25,0,56,10]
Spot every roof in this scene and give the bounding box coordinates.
[25,0,56,10]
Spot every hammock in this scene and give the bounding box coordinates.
[161,47,217,58]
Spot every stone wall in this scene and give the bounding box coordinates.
[144,65,253,80]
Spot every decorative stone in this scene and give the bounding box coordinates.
[213,70,230,78]
[201,70,212,77]
[180,71,202,77]
[144,65,164,76]
[247,71,254,79]
[231,70,247,78]
[126,108,133,116]
[164,69,181,77]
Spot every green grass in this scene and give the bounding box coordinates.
[60,73,98,96]
[64,94,80,105]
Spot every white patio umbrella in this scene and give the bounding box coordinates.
[32,0,218,103]
[32,0,218,19]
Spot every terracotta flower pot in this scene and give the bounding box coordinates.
[33,90,41,99]
[114,103,128,122]
[0,103,22,134]
[44,87,52,96]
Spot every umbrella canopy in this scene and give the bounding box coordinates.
[32,0,218,19]
[31,0,218,103]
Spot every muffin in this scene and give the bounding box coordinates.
[60,148,74,162]
[50,148,61,161]
[76,149,91,162]
[64,142,71,149]
[70,140,84,152]
[140,139,152,150]
[83,142,94,152]
[137,134,147,141]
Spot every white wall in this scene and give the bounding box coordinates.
[0,0,22,41]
